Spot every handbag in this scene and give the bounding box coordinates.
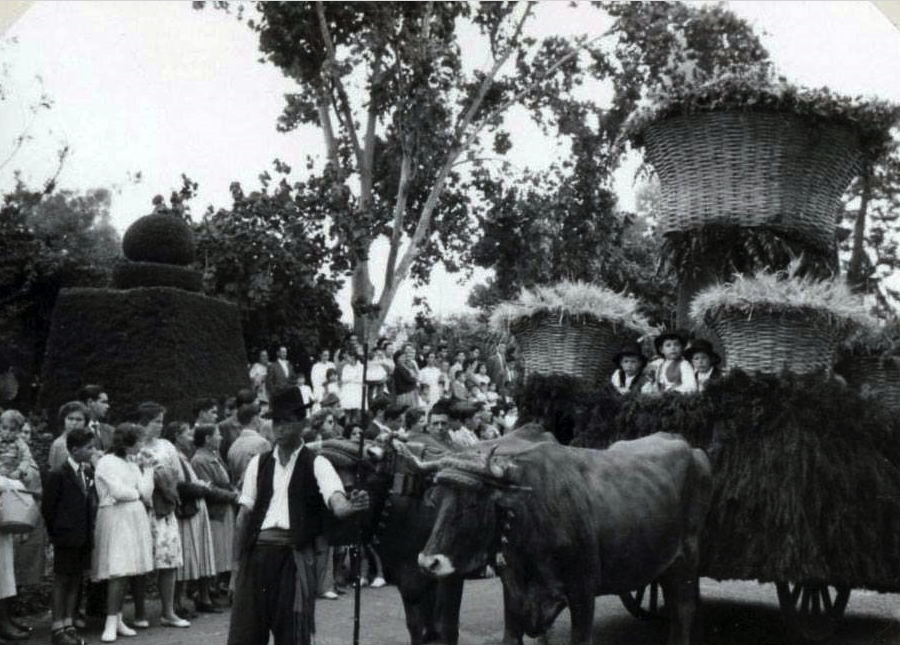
[0,488,40,534]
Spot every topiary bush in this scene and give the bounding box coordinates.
[122,213,195,265]
[39,287,248,424]
[113,260,203,292]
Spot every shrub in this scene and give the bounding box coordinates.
[122,213,195,265]
[113,260,202,292]
[39,287,248,424]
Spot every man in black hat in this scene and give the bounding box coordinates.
[227,387,369,645]
[684,339,723,392]
[610,342,649,395]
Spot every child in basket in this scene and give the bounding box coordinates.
[684,339,723,392]
[609,342,649,395]
[642,330,698,395]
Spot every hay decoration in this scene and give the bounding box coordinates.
[489,281,651,335]
[690,267,872,330]
[622,72,900,160]
[568,369,900,590]
[490,282,653,384]
[689,267,873,374]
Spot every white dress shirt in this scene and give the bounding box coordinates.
[239,445,344,531]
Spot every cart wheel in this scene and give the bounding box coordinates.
[619,582,665,620]
[776,582,850,641]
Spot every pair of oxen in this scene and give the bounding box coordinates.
[320,424,712,645]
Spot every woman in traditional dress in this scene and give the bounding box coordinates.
[91,423,154,643]
[0,409,41,641]
[135,402,189,628]
[188,424,240,608]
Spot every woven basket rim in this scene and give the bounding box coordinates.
[509,309,644,335]
[704,304,856,331]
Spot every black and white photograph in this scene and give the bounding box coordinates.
[1,2,900,644]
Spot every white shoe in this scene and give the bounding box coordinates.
[116,614,136,637]
[370,576,386,588]
[101,616,117,642]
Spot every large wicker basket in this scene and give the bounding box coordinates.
[709,310,842,374]
[511,313,629,384]
[643,111,862,252]
[835,356,900,410]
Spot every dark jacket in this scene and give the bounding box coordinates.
[393,361,419,396]
[191,447,238,521]
[41,462,96,549]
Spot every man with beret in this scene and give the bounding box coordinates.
[227,387,369,645]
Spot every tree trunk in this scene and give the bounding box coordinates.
[847,161,872,292]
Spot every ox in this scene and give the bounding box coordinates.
[321,424,555,645]
[413,433,712,645]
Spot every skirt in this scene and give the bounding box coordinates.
[176,500,216,582]
[0,533,15,599]
[92,502,154,581]
[149,509,183,570]
[13,515,47,587]
[210,504,235,574]
[395,391,421,409]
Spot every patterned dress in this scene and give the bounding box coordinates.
[137,438,183,570]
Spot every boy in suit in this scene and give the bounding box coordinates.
[42,428,97,645]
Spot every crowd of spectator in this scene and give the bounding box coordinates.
[0,335,522,644]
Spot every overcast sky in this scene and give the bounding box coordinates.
[1,1,899,324]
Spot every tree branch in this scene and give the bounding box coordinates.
[453,2,532,143]
[316,88,341,171]
[316,1,365,171]
[383,148,412,294]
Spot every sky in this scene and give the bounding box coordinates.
[1,1,900,324]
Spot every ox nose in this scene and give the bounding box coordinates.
[417,552,455,577]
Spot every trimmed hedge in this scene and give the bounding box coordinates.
[113,260,203,292]
[39,287,248,424]
[526,371,900,590]
[122,213,195,265]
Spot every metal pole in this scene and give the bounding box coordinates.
[352,320,370,645]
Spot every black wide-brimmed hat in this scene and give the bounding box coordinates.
[612,342,648,368]
[653,329,691,356]
[684,339,722,366]
[269,386,306,424]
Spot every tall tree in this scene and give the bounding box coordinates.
[192,169,346,362]
[842,141,900,316]
[467,2,770,324]
[0,184,120,402]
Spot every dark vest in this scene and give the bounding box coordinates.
[246,446,327,551]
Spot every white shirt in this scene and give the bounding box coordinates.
[239,445,345,531]
[310,361,335,401]
[610,370,640,395]
[340,362,365,410]
[67,456,86,485]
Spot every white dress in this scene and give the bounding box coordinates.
[91,454,154,581]
[310,360,336,403]
[340,362,365,411]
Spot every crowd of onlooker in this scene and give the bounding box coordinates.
[247,334,521,443]
[0,335,522,645]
